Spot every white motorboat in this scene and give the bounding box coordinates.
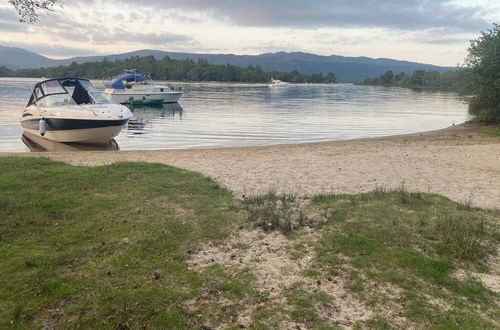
[104,73,183,104]
[20,78,132,144]
[269,78,288,88]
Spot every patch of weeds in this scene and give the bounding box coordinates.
[474,263,489,274]
[254,290,271,304]
[372,185,389,199]
[348,270,365,293]
[232,242,250,251]
[365,315,393,329]
[395,184,423,205]
[202,265,255,301]
[404,298,495,329]
[311,193,344,204]
[11,302,27,326]
[435,216,493,262]
[482,127,500,137]
[287,282,332,323]
[251,304,286,329]
[288,241,311,261]
[311,323,342,330]
[457,196,478,211]
[327,209,348,223]
[301,269,322,278]
[369,185,425,207]
[242,191,314,234]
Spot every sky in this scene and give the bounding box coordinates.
[0,0,499,66]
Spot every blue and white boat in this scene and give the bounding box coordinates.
[104,73,183,104]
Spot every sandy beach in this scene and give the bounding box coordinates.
[2,122,500,209]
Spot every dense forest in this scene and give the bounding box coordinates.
[361,69,463,91]
[0,55,337,84]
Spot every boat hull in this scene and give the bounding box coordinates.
[21,118,129,144]
[107,92,183,104]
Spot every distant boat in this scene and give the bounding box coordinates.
[269,78,288,88]
[20,78,132,144]
[104,72,183,104]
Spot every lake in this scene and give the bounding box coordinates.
[0,77,470,152]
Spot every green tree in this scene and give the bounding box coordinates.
[409,70,425,86]
[462,24,500,122]
[325,72,336,83]
[380,70,394,84]
[0,66,13,76]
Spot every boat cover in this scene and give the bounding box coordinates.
[104,73,149,89]
[27,78,98,106]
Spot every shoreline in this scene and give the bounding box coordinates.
[4,120,483,154]
[2,121,499,209]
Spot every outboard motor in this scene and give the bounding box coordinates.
[39,118,47,136]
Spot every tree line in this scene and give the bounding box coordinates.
[361,69,463,91]
[362,24,500,122]
[0,55,337,84]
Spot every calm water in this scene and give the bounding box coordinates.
[0,77,470,152]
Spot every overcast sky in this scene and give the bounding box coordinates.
[0,0,499,66]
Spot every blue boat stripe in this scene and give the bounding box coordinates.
[21,118,128,131]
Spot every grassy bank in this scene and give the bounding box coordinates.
[1,158,498,329]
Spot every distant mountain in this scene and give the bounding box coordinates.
[0,46,59,70]
[0,46,455,83]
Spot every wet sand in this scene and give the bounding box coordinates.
[2,122,500,209]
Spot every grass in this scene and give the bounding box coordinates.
[286,282,332,323]
[0,157,242,328]
[1,157,499,329]
[482,127,500,137]
[436,215,493,262]
[310,188,499,328]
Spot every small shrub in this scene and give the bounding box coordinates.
[457,197,477,211]
[372,185,389,199]
[242,191,312,234]
[435,216,492,262]
[395,184,422,204]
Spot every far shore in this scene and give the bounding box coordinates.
[2,121,499,209]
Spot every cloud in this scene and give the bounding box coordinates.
[419,36,471,45]
[119,0,491,31]
[90,28,196,46]
[0,7,28,31]
[0,5,197,56]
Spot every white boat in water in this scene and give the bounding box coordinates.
[269,78,288,88]
[20,78,132,144]
[104,73,183,104]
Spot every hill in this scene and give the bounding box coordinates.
[0,46,455,82]
[0,45,59,70]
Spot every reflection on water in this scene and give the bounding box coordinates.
[0,78,471,152]
[126,103,183,135]
[21,133,119,152]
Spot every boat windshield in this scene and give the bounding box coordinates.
[89,92,113,104]
[37,94,76,107]
[28,78,115,107]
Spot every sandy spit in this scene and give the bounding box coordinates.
[2,122,500,209]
